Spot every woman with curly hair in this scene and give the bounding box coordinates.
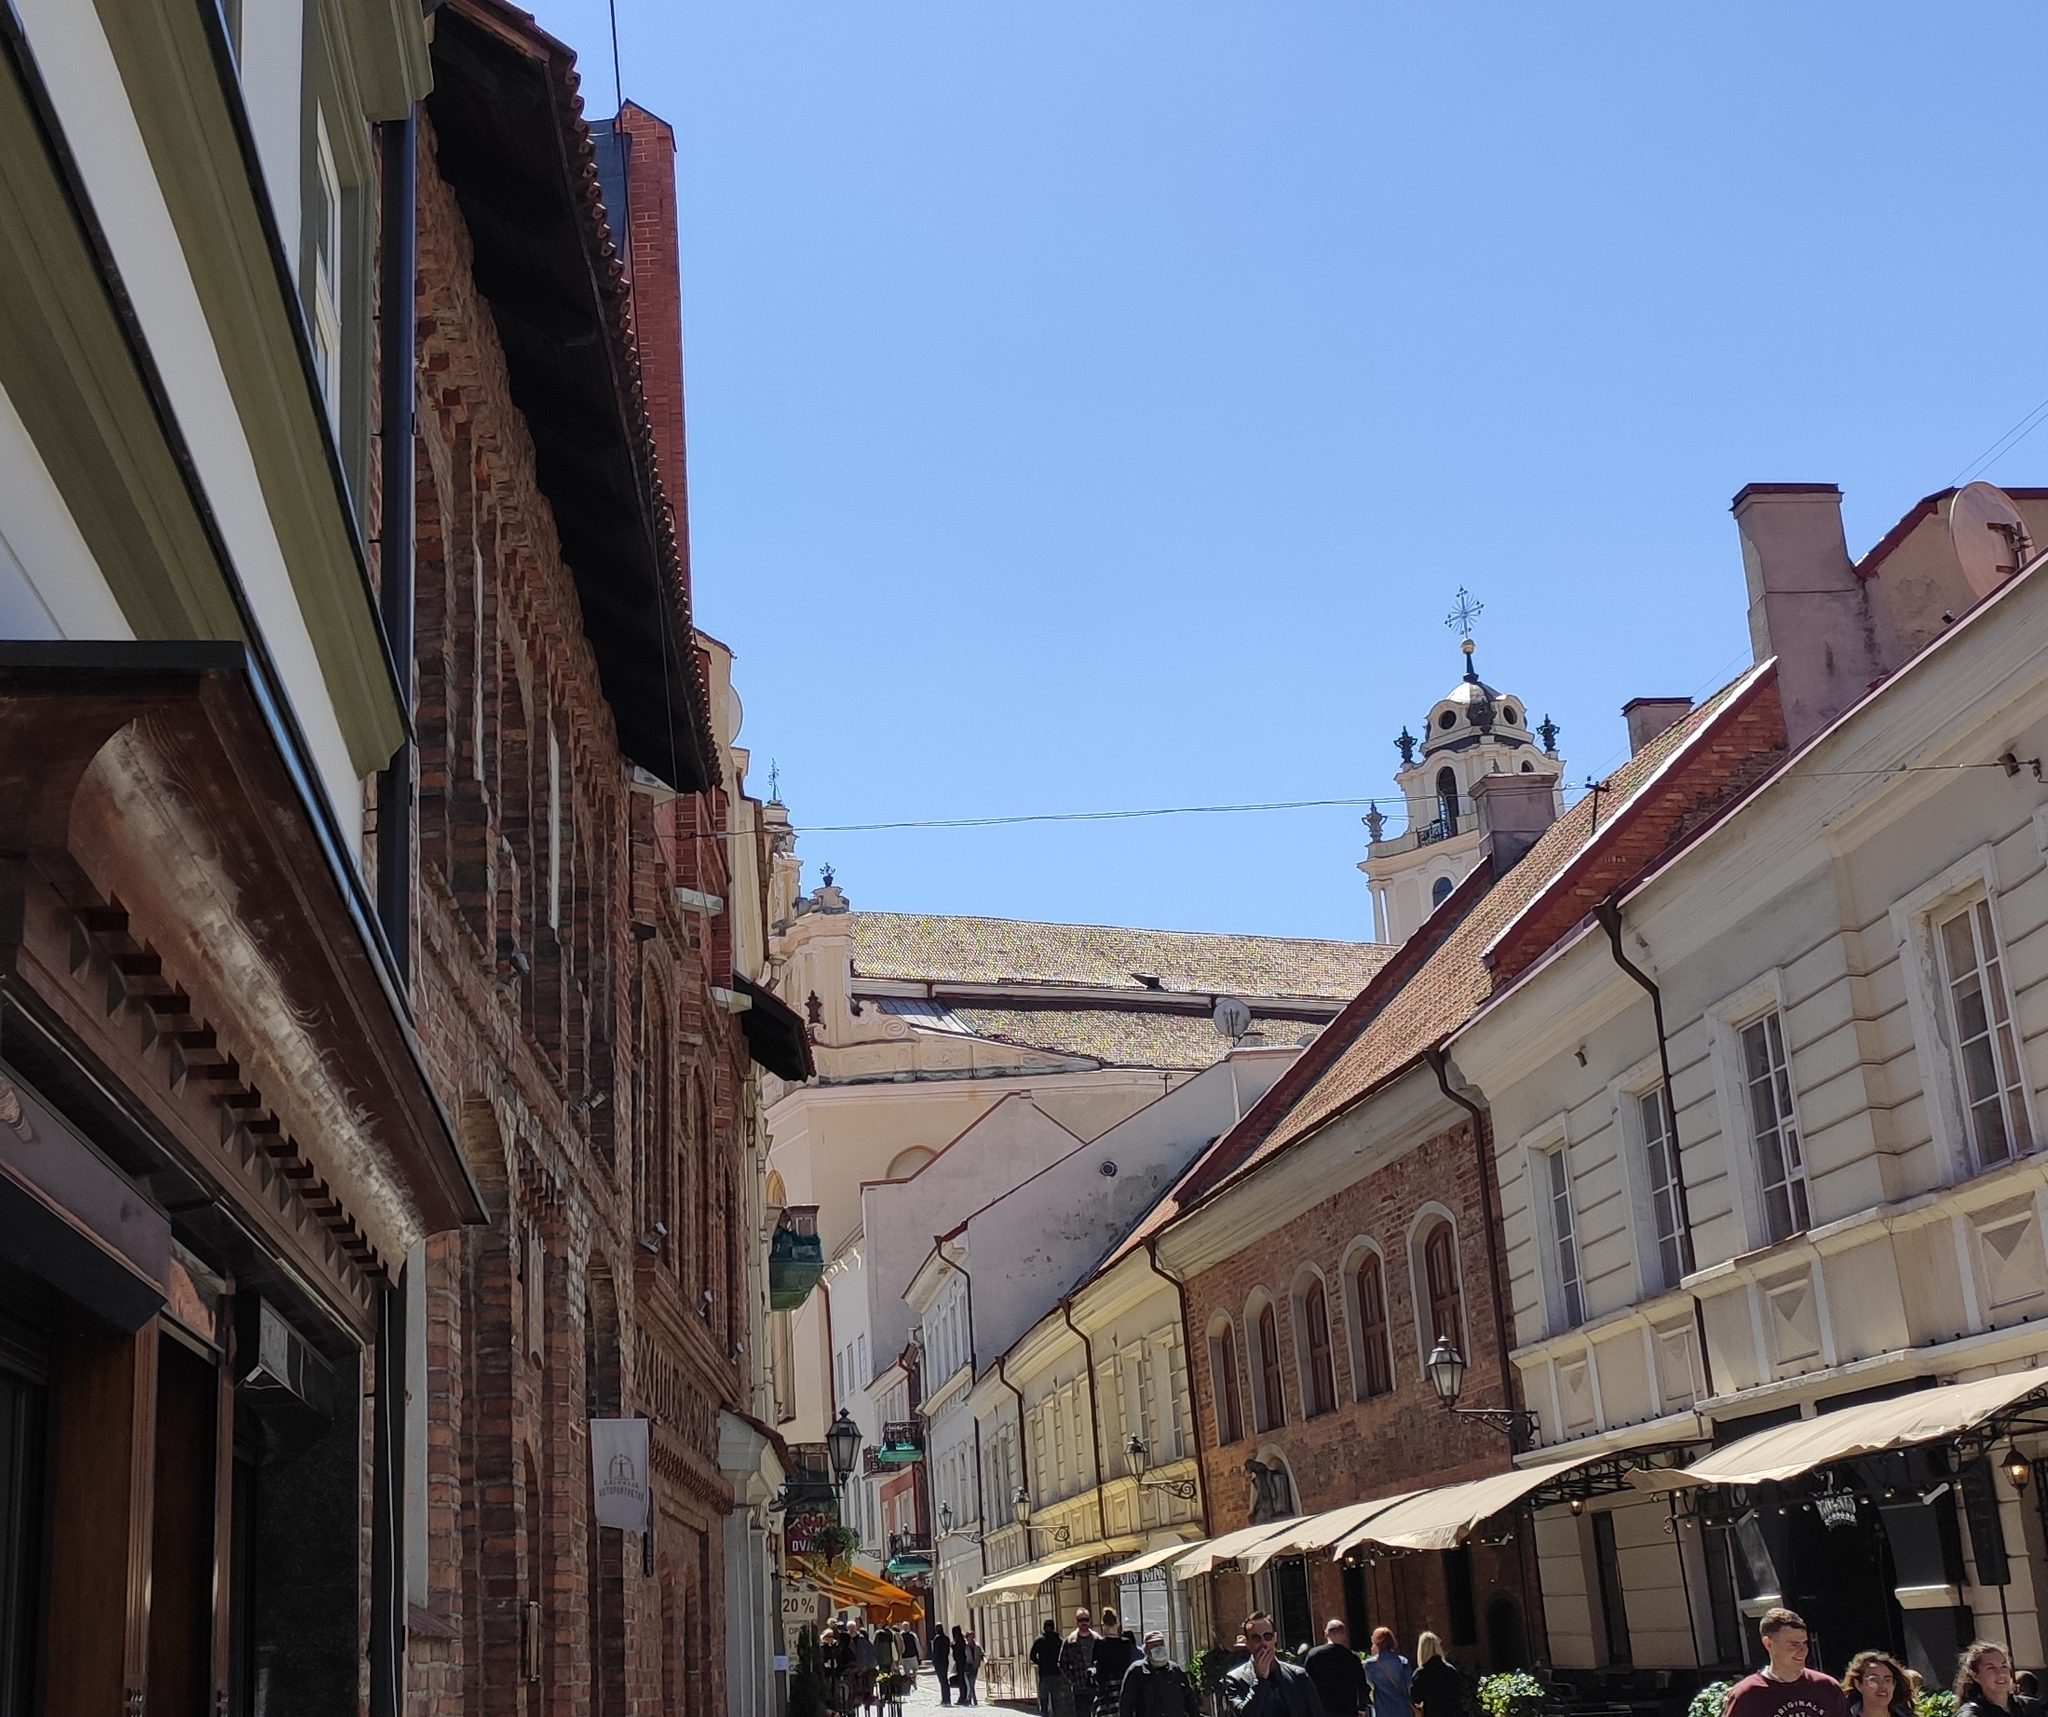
[1955,1641,2026,1717]
[1844,1652,1913,1717]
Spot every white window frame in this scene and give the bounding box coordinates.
[1610,1052,1689,1298]
[1890,847,2038,1184]
[1517,1119,1583,1337]
[1707,971,1812,1250]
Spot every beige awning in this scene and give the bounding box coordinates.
[968,1546,1095,1601]
[1172,1517,1310,1580]
[1331,1459,1587,1556]
[1241,1492,1427,1574]
[1665,1364,2048,1490]
[1100,1540,1199,1579]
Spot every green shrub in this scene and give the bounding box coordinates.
[1478,1671,1548,1717]
[1688,1682,1736,1717]
[1196,1648,1248,1691]
[1916,1693,1958,1717]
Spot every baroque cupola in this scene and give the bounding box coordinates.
[1361,637,1565,946]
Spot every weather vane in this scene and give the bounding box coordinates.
[1445,587,1484,642]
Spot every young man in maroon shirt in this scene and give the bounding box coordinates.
[1724,1608,1850,1717]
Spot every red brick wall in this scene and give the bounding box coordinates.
[1185,1117,1547,1666]
[394,116,752,1717]
[615,102,688,538]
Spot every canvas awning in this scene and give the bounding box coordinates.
[1331,1459,1590,1556]
[1239,1492,1426,1574]
[1100,1541,1199,1579]
[789,1556,925,1624]
[966,1545,1099,1601]
[1659,1364,2048,1490]
[1172,1518,1311,1580]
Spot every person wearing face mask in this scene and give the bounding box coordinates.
[1222,1611,1319,1717]
[1120,1631,1200,1717]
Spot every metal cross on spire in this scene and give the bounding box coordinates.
[1445,587,1484,641]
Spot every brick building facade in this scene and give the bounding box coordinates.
[1178,1112,1536,1663]
[385,5,772,1710]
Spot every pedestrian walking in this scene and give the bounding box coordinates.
[1094,1609,1138,1717]
[1032,1618,1066,1717]
[1956,1642,2036,1717]
[1722,1608,1848,1717]
[1844,1653,1912,1717]
[1304,1620,1372,1717]
[1363,1627,1413,1717]
[1408,1634,1464,1717]
[1221,1610,1319,1717]
[821,1623,853,1715]
[1062,1609,1101,1717]
[959,1628,985,1705]
[951,1626,974,1706]
[1119,1630,1200,1717]
[902,1626,922,1692]
[932,1624,954,1708]
[853,1622,881,1716]
[875,1625,899,1713]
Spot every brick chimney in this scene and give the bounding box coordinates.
[591,103,689,523]
[1474,771,1558,877]
[1622,697,1692,756]
[1731,483,1887,749]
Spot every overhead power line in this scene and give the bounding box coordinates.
[795,797,1383,833]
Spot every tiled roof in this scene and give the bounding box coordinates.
[1159,661,1788,1215]
[847,914,1389,1000]
[933,1006,1324,1072]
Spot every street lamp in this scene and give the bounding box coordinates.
[938,1500,954,1534]
[1123,1434,1197,1500]
[1011,1485,1069,1544]
[826,1409,863,1486]
[1425,1336,1537,1446]
[2006,1444,2032,1492]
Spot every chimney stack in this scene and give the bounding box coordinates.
[1474,771,1559,878]
[1731,483,1888,749]
[1622,697,1693,756]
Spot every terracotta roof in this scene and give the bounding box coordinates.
[928,1006,1324,1072]
[1158,661,1788,1215]
[847,914,1389,1001]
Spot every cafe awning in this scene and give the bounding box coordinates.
[1172,1518,1311,1580]
[967,1546,1099,1601]
[1100,1541,1200,1579]
[1240,1492,1426,1574]
[1332,1459,1592,1557]
[1659,1364,2048,1491]
[789,1556,925,1624]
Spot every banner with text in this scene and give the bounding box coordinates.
[590,1417,652,1531]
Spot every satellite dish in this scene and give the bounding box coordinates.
[1950,482,2034,598]
[1211,996,1253,1041]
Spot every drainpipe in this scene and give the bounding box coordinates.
[1593,897,1717,1400]
[368,109,417,1717]
[1424,1047,1520,1433]
[1060,1297,1112,1548]
[995,1352,1029,1534]
[374,111,417,984]
[1143,1236,1212,1539]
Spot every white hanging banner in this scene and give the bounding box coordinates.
[590,1417,652,1531]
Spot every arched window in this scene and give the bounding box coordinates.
[1209,1321,1243,1445]
[1431,876,1454,908]
[1436,768,1459,834]
[1424,1224,1463,1350]
[1256,1302,1286,1431]
[1301,1278,1336,1417]
[1355,1253,1393,1398]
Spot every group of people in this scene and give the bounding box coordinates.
[927,1623,987,1706]
[1032,1607,1198,1717]
[817,1618,935,1714]
[1222,1614,1461,1717]
[1721,1608,2041,1717]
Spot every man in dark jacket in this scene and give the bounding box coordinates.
[1303,1620,1371,1717]
[931,1623,953,1707]
[1120,1632,1200,1717]
[1031,1620,1064,1717]
[1222,1611,1320,1717]
[1093,1609,1139,1717]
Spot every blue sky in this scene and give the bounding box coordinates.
[526,0,2048,941]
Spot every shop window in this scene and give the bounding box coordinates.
[1444,1543,1478,1647]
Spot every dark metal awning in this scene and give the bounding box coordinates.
[734,973,814,1081]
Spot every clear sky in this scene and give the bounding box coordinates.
[524,0,2048,942]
